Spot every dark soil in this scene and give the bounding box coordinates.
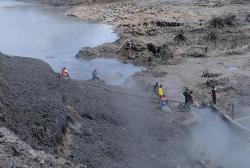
[0,53,69,152]
[0,52,122,167]
[0,52,205,168]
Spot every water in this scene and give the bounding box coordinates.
[0,0,142,85]
[191,108,250,168]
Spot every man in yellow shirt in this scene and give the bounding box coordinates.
[158,84,164,98]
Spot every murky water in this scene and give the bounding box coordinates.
[191,108,250,168]
[0,0,142,85]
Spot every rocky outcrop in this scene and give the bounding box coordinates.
[76,42,117,58]
[0,127,83,167]
[155,20,184,27]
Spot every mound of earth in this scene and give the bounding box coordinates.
[0,52,123,167]
[0,53,70,152]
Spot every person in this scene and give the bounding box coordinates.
[152,82,159,97]
[92,69,100,81]
[61,67,69,77]
[183,88,189,107]
[188,91,194,107]
[158,84,164,103]
[211,86,217,105]
[160,94,168,109]
[158,84,164,97]
[183,88,193,109]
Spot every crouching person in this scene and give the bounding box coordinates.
[160,95,168,110]
[61,67,69,78]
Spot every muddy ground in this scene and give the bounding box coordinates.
[0,53,221,167]
[64,0,250,118]
[3,0,250,167]
[0,53,121,167]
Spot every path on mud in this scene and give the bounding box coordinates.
[109,87,189,168]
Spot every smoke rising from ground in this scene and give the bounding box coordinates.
[190,108,250,168]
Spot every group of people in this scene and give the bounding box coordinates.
[153,82,217,110]
[153,82,168,109]
[61,68,217,109]
[60,67,101,82]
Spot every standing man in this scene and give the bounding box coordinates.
[183,88,189,108]
[152,82,159,97]
[158,84,164,103]
[158,85,164,98]
[187,91,194,107]
[212,86,217,105]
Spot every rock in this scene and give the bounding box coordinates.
[83,128,93,136]
[159,44,174,62]
[116,40,147,60]
[80,113,94,120]
[76,43,117,58]
[205,31,217,41]
[209,15,237,28]
[67,14,77,17]
[40,159,45,164]
[76,47,98,57]
[156,20,183,27]
[174,33,187,42]
[186,48,207,58]
[0,127,83,167]
[246,14,250,22]
[147,43,157,54]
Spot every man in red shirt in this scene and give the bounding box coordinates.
[61,67,69,77]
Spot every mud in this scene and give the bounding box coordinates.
[64,0,250,117]
[0,53,70,152]
[0,52,221,167]
[65,0,248,65]
[4,0,250,167]
[22,0,250,117]
[0,52,122,167]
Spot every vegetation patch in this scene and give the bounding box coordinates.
[209,15,237,28]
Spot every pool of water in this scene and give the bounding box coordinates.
[0,0,142,85]
[191,108,250,168]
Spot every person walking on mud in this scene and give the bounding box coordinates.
[160,94,168,109]
[187,91,193,108]
[183,88,193,109]
[92,69,100,81]
[183,88,189,107]
[152,82,159,97]
[211,86,217,105]
[158,84,164,103]
[158,84,164,97]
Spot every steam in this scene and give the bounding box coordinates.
[190,108,250,168]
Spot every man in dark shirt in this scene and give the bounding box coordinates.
[212,86,217,104]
